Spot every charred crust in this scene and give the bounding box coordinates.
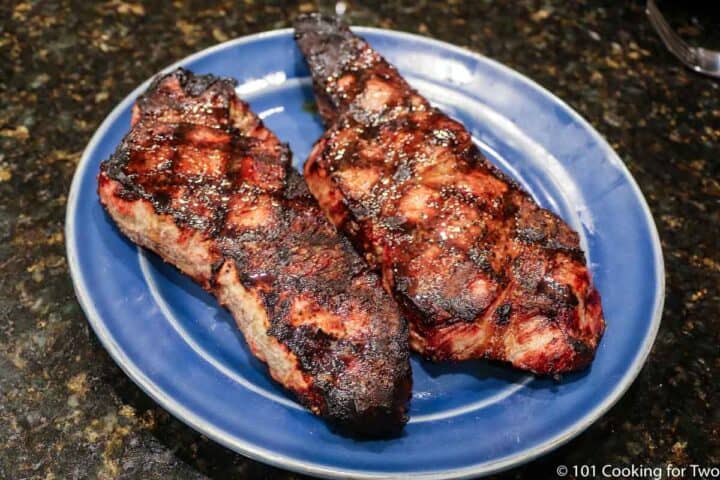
[208,259,226,289]
[494,303,512,325]
[138,67,237,106]
[568,337,592,360]
[296,16,605,374]
[294,14,360,79]
[467,247,493,273]
[539,278,579,307]
[99,68,411,435]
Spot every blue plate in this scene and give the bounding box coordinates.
[66,28,664,479]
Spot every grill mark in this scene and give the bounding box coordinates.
[296,14,606,375]
[98,67,411,435]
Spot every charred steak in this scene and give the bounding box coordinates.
[98,68,411,435]
[295,14,605,374]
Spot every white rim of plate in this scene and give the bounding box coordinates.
[65,27,665,480]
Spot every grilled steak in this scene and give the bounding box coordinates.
[295,14,605,374]
[97,68,411,435]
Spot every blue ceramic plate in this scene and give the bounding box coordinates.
[66,28,664,479]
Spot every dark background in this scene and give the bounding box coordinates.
[1,1,718,478]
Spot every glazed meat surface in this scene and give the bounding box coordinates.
[98,68,411,435]
[295,14,605,374]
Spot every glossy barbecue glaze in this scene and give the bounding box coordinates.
[296,15,605,374]
[98,69,411,435]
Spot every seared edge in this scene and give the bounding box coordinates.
[295,14,605,374]
[98,69,411,435]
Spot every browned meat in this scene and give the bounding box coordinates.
[295,14,605,374]
[97,68,411,436]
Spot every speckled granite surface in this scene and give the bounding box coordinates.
[1,1,718,478]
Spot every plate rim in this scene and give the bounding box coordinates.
[65,27,665,479]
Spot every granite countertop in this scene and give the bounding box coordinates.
[1,0,718,478]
